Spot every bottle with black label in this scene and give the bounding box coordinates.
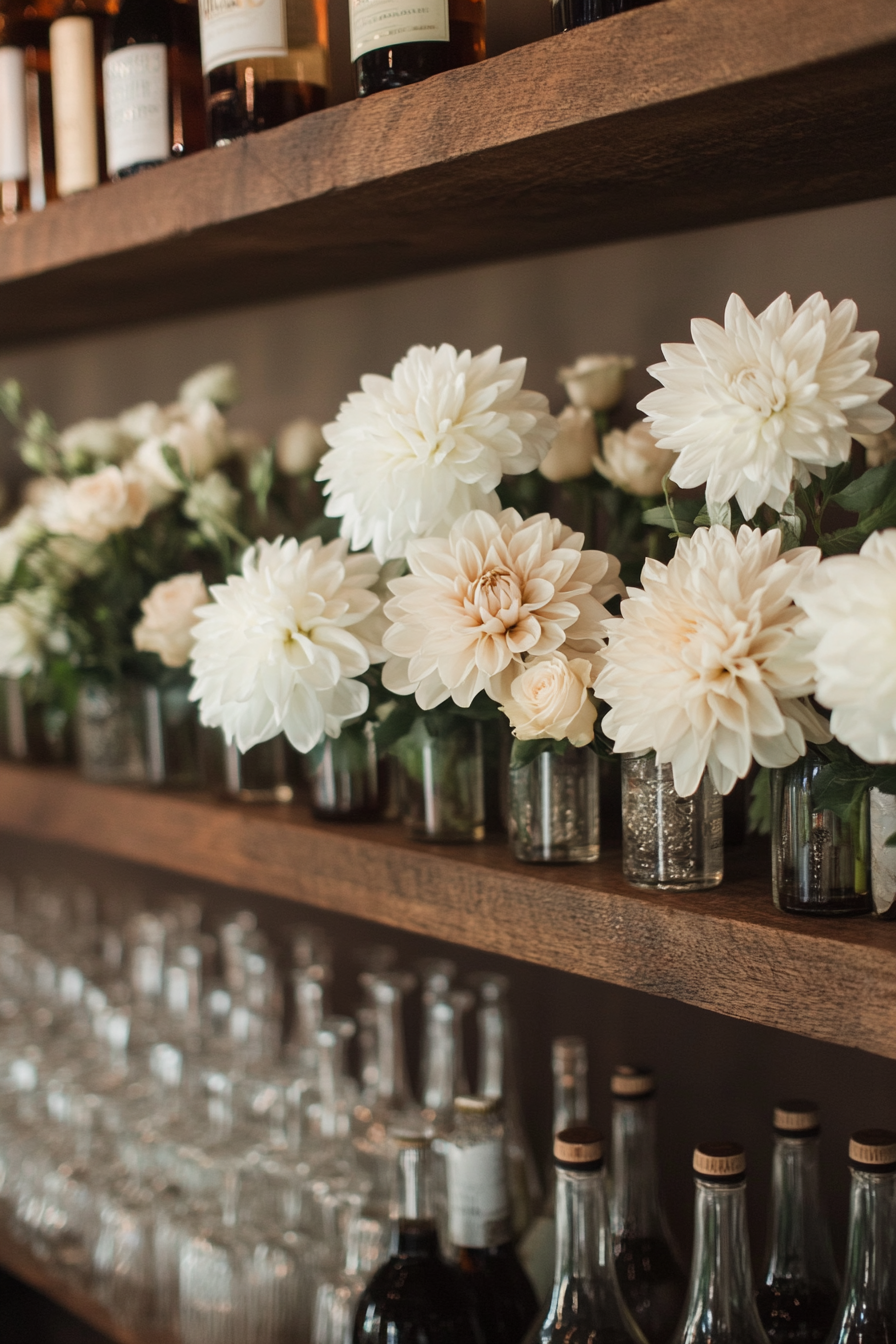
[2,0,57,211]
[551,0,662,36]
[349,0,485,99]
[198,0,328,147]
[445,1095,538,1344]
[826,1130,896,1344]
[756,1101,840,1344]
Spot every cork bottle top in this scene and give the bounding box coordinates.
[454,1094,499,1115]
[554,1126,603,1167]
[849,1129,896,1170]
[774,1100,820,1135]
[392,1131,430,1150]
[611,1065,655,1098]
[693,1142,746,1180]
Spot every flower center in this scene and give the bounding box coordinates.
[471,566,522,622]
[731,366,788,418]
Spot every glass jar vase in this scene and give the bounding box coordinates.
[305,721,379,821]
[621,751,723,891]
[508,742,599,863]
[870,788,896,919]
[0,679,73,764]
[398,716,485,843]
[771,747,871,915]
[222,733,294,803]
[143,682,203,788]
[76,681,152,784]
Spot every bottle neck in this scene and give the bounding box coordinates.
[611,1096,665,1240]
[421,1000,456,1113]
[393,1144,439,1256]
[835,1169,896,1332]
[681,1180,765,1343]
[550,1165,618,1309]
[763,1134,839,1289]
[374,987,410,1110]
[478,1002,505,1100]
[553,1062,588,1135]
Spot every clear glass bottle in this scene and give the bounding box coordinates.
[222,732,294,802]
[825,1130,896,1344]
[350,0,485,99]
[527,1126,646,1344]
[757,1101,840,1344]
[1,0,58,212]
[610,1067,686,1344]
[75,680,150,783]
[671,1142,768,1344]
[445,1095,538,1344]
[354,972,420,1212]
[306,721,380,821]
[143,680,203,787]
[621,752,723,891]
[400,716,485,842]
[352,1132,480,1343]
[509,742,600,863]
[771,748,871,915]
[420,989,472,1129]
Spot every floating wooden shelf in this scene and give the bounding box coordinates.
[1,762,894,1060]
[0,0,892,346]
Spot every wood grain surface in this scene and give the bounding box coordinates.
[1,763,894,1060]
[0,0,892,345]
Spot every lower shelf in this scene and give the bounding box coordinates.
[0,762,894,1060]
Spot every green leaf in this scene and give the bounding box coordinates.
[706,499,732,529]
[160,442,191,489]
[832,461,896,515]
[641,498,704,535]
[0,379,23,426]
[749,768,772,836]
[373,699,419,752]
[249,446,275,517]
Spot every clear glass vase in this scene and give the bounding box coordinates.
[222,733,294,803]
[305,721,380,821]
[398,717,485,843]
[771,747,871,916]
[143,682,203,788]
[508,742,600,863]
[0,679,73,764]
[621,751,723,891]
[75,681,152,784]
[870,788,896,919]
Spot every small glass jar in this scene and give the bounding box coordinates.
[75,681,151,784]
[621,751,723,891]
[0,679,73,764]
[143,681,203,788]
[305,721,379,821]
[870,788,896,919]
[222,733,294,803]
[508,742,599,863]
[399,716,485,843]
[771,747,871,915]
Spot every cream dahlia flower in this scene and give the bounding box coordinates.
[795,529,896,763]
[558,354,634,412]
[595,421,677,497]
[190,536,382,753]
[318,344,557,562]
[381,507,622,710]
[134,573,209,669]
[501,653,597,746]
[539,406,598,482]
[638,292,894,519]
[595,525,831,797]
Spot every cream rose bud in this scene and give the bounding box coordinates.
[276,418,328,475]
[538,406,598,482]
[502,653,598,747]
[595,420,677,496]
[178,362,239,411]
[134,573,209,668]
[58,466,151,543]
[58,417,134,465]
[854,428,896,468]
[558,354,635,412]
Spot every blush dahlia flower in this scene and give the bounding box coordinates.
[595,525,830,797]
[190,536,382,753]
[317,344,557,562]
[638,292,894,519]
[381,507,622,710]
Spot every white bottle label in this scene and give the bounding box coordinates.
[445,1138,511,1250]
[349,0,449,61]
[50,16,99,196]
[0,48,28,182]
[198,0,288,76]
[103,44,170,177]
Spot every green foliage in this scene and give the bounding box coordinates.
[809,739,896,826]
[248,446,275,518]
[749,767,772,836]
[509,736,569,769]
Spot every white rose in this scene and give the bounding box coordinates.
[178,363,239,411]
[596,420,677,496]
[118,401,168,441]
[557,354,635,411]
[130,401,227,492]
[854,428,896,468]
[538,406,598,482]
[133,572,209,668]
[501,653,598,746]
[60,466,151,543]
[276,418,327,475]
[184,471,240,532]
[0,597,47,677]
[58,418,134,466]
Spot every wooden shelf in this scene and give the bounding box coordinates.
[1,762,895,1060]
[0,0,893,346]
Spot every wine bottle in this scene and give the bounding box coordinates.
[50,0,116,194]
[349,0,485,99]
[551,0,662,35]
[102,0,205,180]
[3,0,57,208]
[826,1130,896,1344]
[671,1143,769,1344]
[0,42,28,216]
[610,1066,686,1344]
[353,1132,480,1344]
[756,1101,840,1344]
[445,1095,538,1344]
[199,0,329,147]
[353,971,421,1214]
[527,1126,647,1344]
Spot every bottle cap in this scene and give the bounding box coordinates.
[611,1065,655,1098]
[774,1100,820,1135]
[849,1129,896,1171]
[392,1130,430,1150]
[454,1094,499,1115]
[693,1142,746,1180]
[554,1126,603,1170]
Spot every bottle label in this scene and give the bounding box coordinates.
[0,48,28,182]
[103,45,170,177]
[349,0,449,61]
[198,0,289,76]
[445,1138,511,1249]
[50,16,99,196]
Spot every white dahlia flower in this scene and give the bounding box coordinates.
[501,652,597,746]
[638,292,894,519]
[381,507,622,710]
[190,536,382,753]
[318,344,557,562]
[595,525,831,797]
[596,421,677,497]
[795,529,896,763]
[134,573,209,669]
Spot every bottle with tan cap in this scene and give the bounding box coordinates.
[825,1130,896,1344]
[672,1143,769,1344]
[526,1126,647,1344]
[757,1101,839,1344]
[610,1067,686,1344]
